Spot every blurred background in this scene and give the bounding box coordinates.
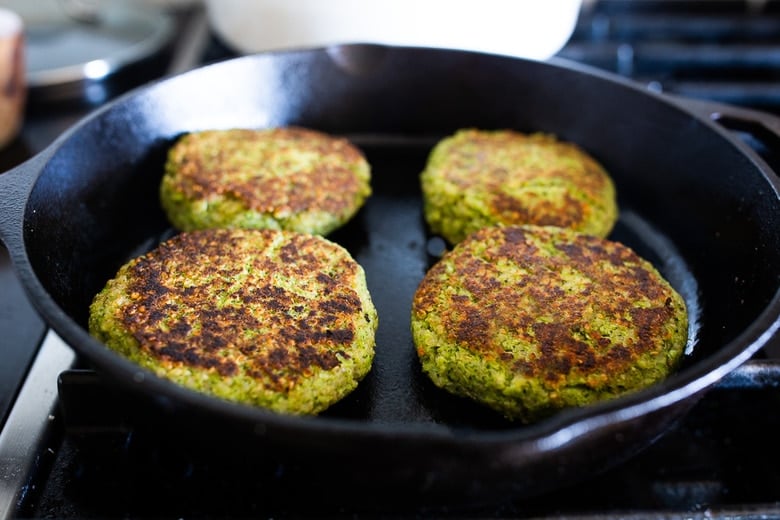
[2,0,779,118]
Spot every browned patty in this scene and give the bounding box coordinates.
[160,126,372,235]
[88,228,378,415]
[420,130,618,244]
[411,225,688,421]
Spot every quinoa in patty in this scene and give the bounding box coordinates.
[160,127,372,235]
[420,129,618,244]
[411,225,688,422]
[88,228,378,415]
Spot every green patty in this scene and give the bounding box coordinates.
[420,129,618,244]
[411,225,688,423]
[160,127,372,235]
[88,228,378,415]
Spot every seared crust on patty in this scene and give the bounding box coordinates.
[88,228,378,415]
[420,129,618,244]
[160,127,372,235]
[411,225,687,422]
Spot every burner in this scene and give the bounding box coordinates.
[14,360,780,518]
[559,0,780,113]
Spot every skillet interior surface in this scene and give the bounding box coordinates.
[9,45,780,501]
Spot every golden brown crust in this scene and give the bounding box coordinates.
[166,127,368,218]
[420,130,618,244]
[441,132,610,221]
[119,229,365,391]
[413,226,686,389]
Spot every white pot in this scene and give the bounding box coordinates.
[205,0,582,61]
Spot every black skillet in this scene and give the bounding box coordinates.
[1,45,779,506]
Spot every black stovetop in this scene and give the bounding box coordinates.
[18,372,780,518]
[3,1,780,518]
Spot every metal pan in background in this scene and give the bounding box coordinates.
[9,0,175,105]
[0,45,778,507]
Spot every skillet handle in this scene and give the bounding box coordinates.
[671,95,780,180]
[0,150,50,254]
[717,359,780,389]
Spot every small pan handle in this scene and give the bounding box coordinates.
[670,95,780,181]
[717,359,780,389]
[0,150,51,256]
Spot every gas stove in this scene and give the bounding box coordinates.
[561,0,780,115]
[2,2,780,518]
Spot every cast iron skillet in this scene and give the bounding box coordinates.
[1,45,779,506]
